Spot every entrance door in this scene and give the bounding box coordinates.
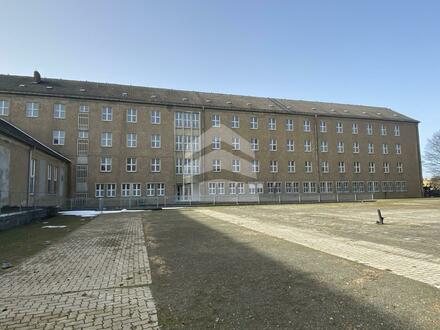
[176,184,192,201]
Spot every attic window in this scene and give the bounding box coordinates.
[226,101,232,104]
[343,110,348,113]
[362,111,367,114]
[205,99,211,103]
[376,112,382,115]
[150,95,157,99]
[46,86,53,89]
[330,109,336,112]
[312,107,317,111]
[19,84,26,87]
[286,106,291,109]
[246,103,252,106]
[79,88,86,92]
[122,92,128,97]
[182,97,188,101]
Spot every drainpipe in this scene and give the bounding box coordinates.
[415,123,424,197]
[26,147,33,207]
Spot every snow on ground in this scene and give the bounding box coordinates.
[59,209,145,217]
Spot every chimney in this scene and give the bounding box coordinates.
[33,71,41,84]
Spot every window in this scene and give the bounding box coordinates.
[26,102,39,117]
[79,105,89,113]
[248,183,256,195]
[78,130,89,139]
[352,123,358,134]
[352,181,365,193]
[146,183,165,196]
[397,162,403,173]
[287,139,295,152]
[151,111,161,124]
[101,106,112,121]
[367,123,373,135]
[95,184,105,198]
[217,182,225,194]
[29,159,36,194]
[303,120,311,132]
[192,113,200,128]
[151,134,161,148]
[368,143,374,154]
[286,119,294,131]
[319,120,327,133]
[395,144,401,154]
[395,181,407,192]
[321,161,329,173]
[101,132,112,147]
[107,183,116,197]
[175,112,183,128]
[268,117,276,130]
[285,182,299,193]
[382,181,394,192]
[367,181,380,193]
[237,183,245,194]
[270,160,278,173]
[394,125,400,136]
[251,138,259,151]
[126,158,137,172]
[127,108,137,123]
[121,183,131,197]
[353,161,361,173]
[303,182,316,193]
[212,114,220,127]
[229,182,237,195]
[353,142,360,153]
[151,158,161,172]
[231,115,240,128]
[100,157,112,172]
[320,181,333,193]
[304,140,312,152]
[287,160,296,173]
[368,162,376,173]
[380,124,387,136]
[269,139,277,151]
[337,141,344,153]
[127,133,137,148]
[320,141,328,153]
[132,183,141,196]
[336,181,349,193]
[232,159,240,172]
[251,159,260,173]
[382,143,389,154]
[53,103,65,119]
[336,122,343,133]
[0,100,9,116]
[251,160,260,172]
[212,136,221,149]
[212,159,221,172]
[175,158,183,174]
[383,162,390,173]
[208,182,217,195]
[232,137,240,150]
[250,117,258,129]
[52,130,65,145]
[268,182,282,194]
[304,161,313,173]
[338,161,345,173]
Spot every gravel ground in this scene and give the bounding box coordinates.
[143,203,440,329]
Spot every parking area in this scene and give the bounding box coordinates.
[144,199,440,329]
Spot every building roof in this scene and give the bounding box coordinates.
[0,118,70,163]
[0,73,418,123]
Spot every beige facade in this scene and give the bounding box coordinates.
[0,74,423,205]
[0,119,69,208]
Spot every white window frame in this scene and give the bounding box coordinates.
[304,161,313,173]
[127,133,137,148]
[288,160,296,173]
[101,106,112,121]
[151,158,161,173]
[212,159,221,172]
[336,122,343,133]
[269,139,277,151]
[304,140,312,152]
[127,108,138,123]
[250,117,258,129]
[101,132,112,147]
[303,120,311,132]
[232,159,240,172]
[100,157,112,172]
[319,120,327,133]
[151,134,161,148]
[126,157,137,172]
[26,102,39,117]
[0,100,9,116]
[52,130,65,145]
[231,115,240,128]
[151,111,161,124]
[286,119,294,131]
[268,117,276,130]
[287,139,295,152]
[212,114,220,127]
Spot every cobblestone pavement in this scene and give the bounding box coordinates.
[195,207,440,290]
[0,213,159,329]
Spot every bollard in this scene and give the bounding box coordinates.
[376,209,384,224]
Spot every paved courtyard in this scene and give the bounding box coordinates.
[0,213,158,329]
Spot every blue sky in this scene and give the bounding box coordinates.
[1,0,439,174]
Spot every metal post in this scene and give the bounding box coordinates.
[336,193,339,202]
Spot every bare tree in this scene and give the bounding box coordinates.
[424,130,440,176]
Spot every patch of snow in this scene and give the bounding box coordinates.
[59,209,145,217]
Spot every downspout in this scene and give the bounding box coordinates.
[26,147,33,207]
[415,123,424,197]
[314,114,321,194]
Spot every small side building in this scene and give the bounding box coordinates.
[0,118,70,209]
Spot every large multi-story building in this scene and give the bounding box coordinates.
[0,72,423,207]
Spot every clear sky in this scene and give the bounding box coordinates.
[1,0,439,175]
